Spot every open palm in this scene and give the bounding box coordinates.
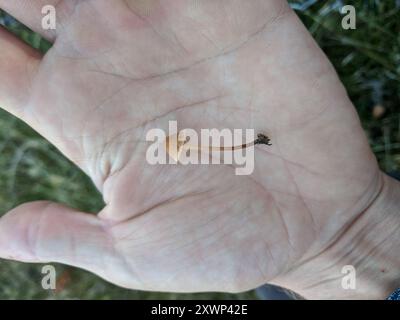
[0,0,383,296]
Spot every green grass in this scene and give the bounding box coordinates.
[0,0,399,299]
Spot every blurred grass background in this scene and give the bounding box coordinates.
[0,0,399,299]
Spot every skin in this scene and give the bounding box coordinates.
[0,0,399,299]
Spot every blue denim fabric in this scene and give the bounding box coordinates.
[387,288,400,300]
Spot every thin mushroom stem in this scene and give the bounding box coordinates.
[185,133,271,151]
[165,132,271,161]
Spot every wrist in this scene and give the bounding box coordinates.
[276,172,400,299]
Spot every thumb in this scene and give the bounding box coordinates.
[0,201,118,279]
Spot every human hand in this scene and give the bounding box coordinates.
[0,0,399,298]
